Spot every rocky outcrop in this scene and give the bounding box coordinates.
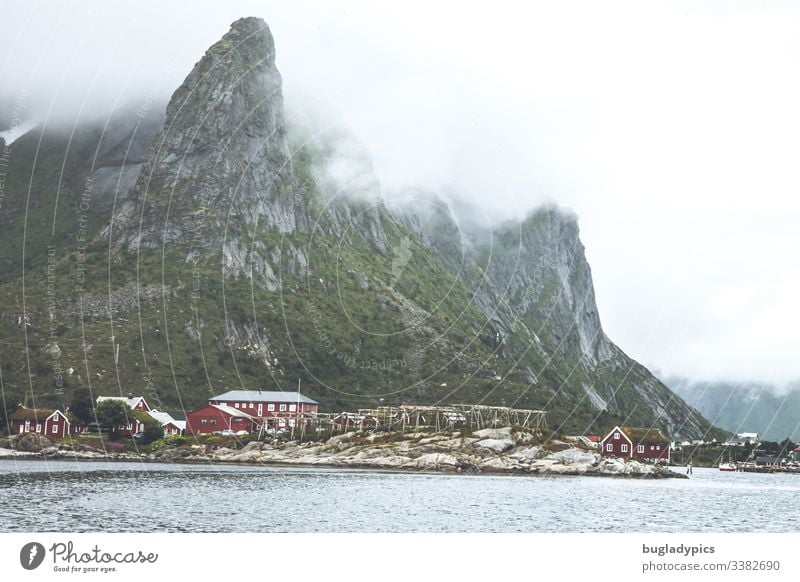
[148,428,683,478]
[407,200,712,440]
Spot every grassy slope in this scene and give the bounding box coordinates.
[0,126,637,437]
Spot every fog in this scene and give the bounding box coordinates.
[3,0,800,385]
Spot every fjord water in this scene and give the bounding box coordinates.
[1,462,797,532]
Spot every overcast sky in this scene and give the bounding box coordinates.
[3,0,800,385]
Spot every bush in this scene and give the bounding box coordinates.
[139,422,164,444]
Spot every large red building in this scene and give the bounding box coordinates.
[10,407,76,438]
[601,425,670,462]
[208,390,318,431]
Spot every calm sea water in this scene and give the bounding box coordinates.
[0,461,797,533]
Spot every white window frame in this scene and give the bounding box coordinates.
[234,403,240,408]
[249,403,254,409]
[279,404,287,412]
[637,445,644,453]
[606,443,613,452]
[621,444,628,453]
[614,432,620,440]
[267,404,275,412]
[289,404,297,412]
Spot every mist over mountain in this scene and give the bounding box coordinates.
[666,377,800,442]
[0,17,721,440]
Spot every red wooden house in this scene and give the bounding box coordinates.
[96,395,150,412]
[208,390,318,430]
[601,425,670,462]
[95,395,151,437]
[185,404,260,435]
[10,407,76,438]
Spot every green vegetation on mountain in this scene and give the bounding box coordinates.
[0,17,722,441]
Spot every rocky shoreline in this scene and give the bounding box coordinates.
[0,428,685,479]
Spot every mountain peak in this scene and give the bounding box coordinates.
[104,16,303,251]
[207,17,276,67]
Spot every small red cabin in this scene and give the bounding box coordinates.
[185,404,260,435]
[601,425,670,462]
[10,407,76,438]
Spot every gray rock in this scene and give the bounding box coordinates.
[472,427,513,440]
[474,438,514,454]
[11,433,52,452]
[546,449,599,465]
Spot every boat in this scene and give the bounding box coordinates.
[719,450,737,471]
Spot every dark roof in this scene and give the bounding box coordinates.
[163,409,186,421]
[621,427,670,444]
[10,407,56,421]
[10,407,76,423]
[756,456,780,463]
[210,390,318,405]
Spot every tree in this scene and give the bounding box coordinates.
[139,421,164,444]
[94,400,130,440]
[69,387,95,426]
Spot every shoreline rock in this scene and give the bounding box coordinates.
[0,428,685,479]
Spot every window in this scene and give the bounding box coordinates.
[606,444,613,452]
[52,424,58,434]
[650,445,655,450]
[201,419,208,425]
[279,404,287,412]
[234,403,240,408]
[210,419,217,425]
[656,445,660,450]
[36,424,42,433]
[614,432,620,440]
[268,404,275,412]
[621,444,628,453]
[249,403,254,409]
[637,445,644,453]
[289,404,297,412]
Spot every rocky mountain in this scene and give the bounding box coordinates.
[667,377,800,442]
[0,17,720,440]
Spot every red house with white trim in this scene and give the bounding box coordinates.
[208,390,318,431]
[96,395,150,412]
[10,407,76,438]
[601,425,670,462]
[185,404,260,435]
[95,395,152,436]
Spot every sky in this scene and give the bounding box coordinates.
[2,0,800,385]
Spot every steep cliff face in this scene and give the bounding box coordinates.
[0,17,718,440]
[103,17,304,253]
[410,201,712,438]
